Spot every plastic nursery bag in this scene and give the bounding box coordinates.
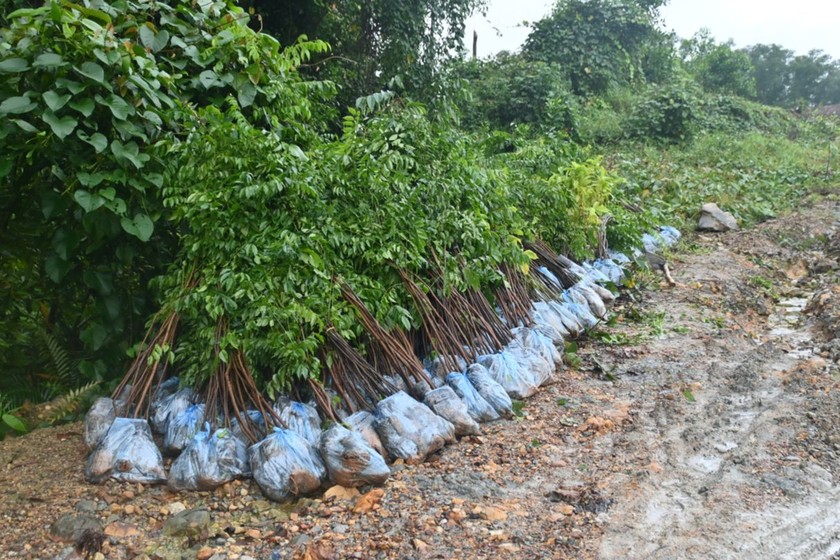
[249,428,326,501]
[276,401,322,447]
[169,423,250,491]
[513,327,562,369]
[164,403,205,456]
[548,301,583,338]
[230,409,269,443]
[465,363,513,418]
[373,391,455,464]
[445,373,499,424]
[532,301,570,344]
[477,352,539,400]
[86,417,166,484]
[84,397,117,450]
[572,284,608,319]
[591,258,625,285]
[424,386,481,436]
[320,424,391,487]
[659,226,681,247]
[560,292,599,330]
[345,411,386,458]
[151,387,193,434]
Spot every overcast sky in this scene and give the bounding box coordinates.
[466,0,840,59]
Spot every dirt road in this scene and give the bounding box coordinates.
[1,196,838,560]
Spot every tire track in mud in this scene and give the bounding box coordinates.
[598,213,840,559]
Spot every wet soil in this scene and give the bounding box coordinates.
[1,195,838,560]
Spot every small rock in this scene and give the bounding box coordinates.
[698,202,739,232]
[74,500,98,514]
[163,509,211,538]
[353,488,385,513]
[290,534,312,546]
[413,538,429,551]
[50,513,102,542]
[196,546,215,560]
[167,501,187,515]
[104,521,140,538]
[324,485,361,501]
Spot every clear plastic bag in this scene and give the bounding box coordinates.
[229,409,269,443]
[249,428,326,501]
[549,301,584,338]
[320,424,391,487]
[151,388,193,434]
[445,373,499,423]
[168,423,250,491]
[164,403,205,456]
[477,351,539,399]
[345,411,386,458]
[84,397,116,450]
[465,363,513,418]
[572,284,607,319]
[532,301,570,344]
[276,401,321,447]
[85,418,166,484]
[423,386,481,436]
[373,391,455,464]
[514,327,562,369]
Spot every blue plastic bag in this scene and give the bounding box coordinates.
[86,418,166,484]
[445,373,499,423]
[320,424,391,487]
[164,403,205,455]
[249,428,326,501]
[169,423,250,491]
[465,363,513,418]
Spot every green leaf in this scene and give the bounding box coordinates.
[44,254,71,283]
[74,189,105,212]
[238,82,257,107]
[0,57,29,73]
[683,390,696,403]
[139,24,155,50]
[120,213,154,242]
[43,90,72,111]
[42,110,78,140]
[77,131,108,153]
[56,78,85,94]
[199,69,221,89]
[11,119,38,133]
[110,139,148,169]
[103,94,133,120]
[76,61,105,83]
[100,187,116,201]
[0,96,37,115]
[33,53,64,68]
[152,30,170,53]
[2,414,27,433]
[80,323,108,351]
[68,97,95,117]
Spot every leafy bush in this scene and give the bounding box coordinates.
[628,82,699,143]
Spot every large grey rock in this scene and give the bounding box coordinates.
[698,203,739,232]
[163,508,211,538]
[50,513,102,542]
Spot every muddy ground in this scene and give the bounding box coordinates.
[1,195,838,560]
